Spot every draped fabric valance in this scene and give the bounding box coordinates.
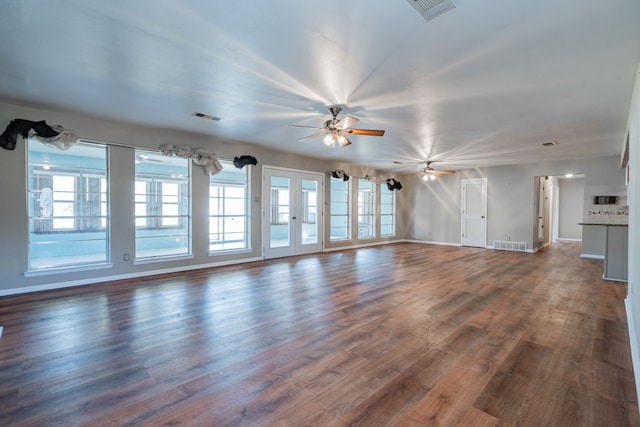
[160,144,223,175]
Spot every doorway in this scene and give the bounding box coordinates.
[262,166,323,259]
[535,174,584,249]
[461,178,487,247]
[534,176,553,249]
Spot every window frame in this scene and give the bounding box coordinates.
[208,160,251,253]
[357,178,376,239]
[26,140,110,271]
[329,176,352,242]
[134,149,191,261]
[380,184,396,237]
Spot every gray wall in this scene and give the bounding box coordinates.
[0,101,404,294]
[0,99,629,297]
[557,177,584,240]
[405,156,626,251]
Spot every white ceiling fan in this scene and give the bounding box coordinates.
[393,160,455,181]
[289,106,385,147]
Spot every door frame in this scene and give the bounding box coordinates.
[460,178,488,247]
[262,165,324,259]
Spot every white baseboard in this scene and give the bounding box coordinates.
[625,298,640,415]
[404,239,463,247]
[0,256,263,297]
[324,239,404,252]
[558,238,582,242]
[580,254,605,260]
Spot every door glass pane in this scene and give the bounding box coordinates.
[270,176,290,248]
[301,179,318,245]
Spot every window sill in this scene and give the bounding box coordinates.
[133,254,194,265]
[24,262,114,277]
[208,248,253,257]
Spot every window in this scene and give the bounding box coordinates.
[135,150,190,259]
[27,140,109,270]
[357,179,375,238]
[330,177,351,241]
[270,177,290,225]
[209,160,250,252]
[380,185,396,237]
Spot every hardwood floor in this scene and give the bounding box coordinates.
[0,242,637,426]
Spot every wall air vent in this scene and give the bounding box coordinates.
[406,0,456,21]
[493,240,528,252]
[192,112,221,121]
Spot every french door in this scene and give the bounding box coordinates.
[461,178,487,247]
[262,167,323,259]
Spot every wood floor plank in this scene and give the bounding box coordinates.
[0,242,637,426]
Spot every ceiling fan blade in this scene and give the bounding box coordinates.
[393,160,424,165]
[296,131,328,142]
[434,170,455,176]
[344,128,386,137]
[336,115,359,129]
[288,124,326,130]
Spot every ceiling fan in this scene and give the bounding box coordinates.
[393,160,455,181]
[289,106,385,147]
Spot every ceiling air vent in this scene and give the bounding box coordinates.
[406,0,456,21]
[192,112,221,121]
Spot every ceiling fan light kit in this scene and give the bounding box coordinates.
[323,129,351,147]
[422,172,437,181]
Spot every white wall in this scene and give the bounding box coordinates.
[625,64,640,407]
[557,177,584,240]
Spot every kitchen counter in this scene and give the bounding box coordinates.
[578,223,628,281]
[578,222,628,226]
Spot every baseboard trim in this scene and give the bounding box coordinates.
[0,256,263,297]
[404,239,463,247]
[581,254,605,260]
[557,238,582,242]
[324,239,404,252]
[625,298,640,415]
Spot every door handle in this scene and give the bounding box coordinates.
[481,216,485,219]
[292,216,297,220]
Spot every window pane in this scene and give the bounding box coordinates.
[301,180,318,245]
[358,179,375,238]
[209,160,250,252]
[135,150,191,259]
[380,185,395,237]
[27,140,109,270]
[330,177,351,241]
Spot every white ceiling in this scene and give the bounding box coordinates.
[1,0,639,173]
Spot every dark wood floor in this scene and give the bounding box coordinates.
[0,242,637,426]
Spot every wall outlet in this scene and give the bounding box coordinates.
[123,253,130,261]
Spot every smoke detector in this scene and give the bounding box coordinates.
[406,0,456,21]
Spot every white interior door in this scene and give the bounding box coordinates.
[263,167,323,259]
[461,178,487,247]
